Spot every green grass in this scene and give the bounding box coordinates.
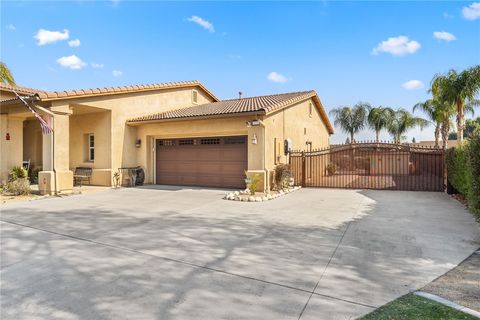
[359,293,478,320]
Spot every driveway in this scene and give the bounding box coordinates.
[1,187,479,319]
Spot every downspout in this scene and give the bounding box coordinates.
[52,115,57,195]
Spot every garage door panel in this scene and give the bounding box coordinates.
[156,136,247,189]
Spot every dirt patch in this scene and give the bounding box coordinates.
[422,250,480,312]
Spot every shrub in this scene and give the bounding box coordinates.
[246,173,262,195]
[274,164,292,190]
[29,167,42,183]
[10,166,28,181]
[326,163,337,175]
[466,133,480,217]
[446,133,480,221]
[4,179,31,196]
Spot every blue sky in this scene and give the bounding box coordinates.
[2,1,479,143]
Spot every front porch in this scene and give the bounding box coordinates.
[1,99,113,195]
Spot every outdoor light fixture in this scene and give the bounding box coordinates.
[252,134,258,145]
[246,119,263,127]
[5,133,10,141]
[135,139,141,148]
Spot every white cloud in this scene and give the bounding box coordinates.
[433,31,456,42]
[443,12,454,19]
[6,24,15,31]
[402,80,424,90]
[91,62,104,69]
[35,28,69,46]
[267,72,288,83]
[57,55,86,70]
[68,39,81,47]
[112,70,123,77]
[372,36,421,56]
[187,16,214,32]
[462,2,480,20]
[228,54,242,59]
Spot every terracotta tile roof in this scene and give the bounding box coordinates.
[128,90,334,134]
[0,80,218,102]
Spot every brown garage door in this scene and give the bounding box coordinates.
[156,136,247,189]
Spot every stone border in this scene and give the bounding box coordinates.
[224,186,301,202]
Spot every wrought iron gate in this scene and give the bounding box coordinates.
[289,142,444,191]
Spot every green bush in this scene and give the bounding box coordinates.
[10,166,28,181]
[246,173,262,195]
[467,133,480,217]
[446,134,480,220]
[29,167,42,183]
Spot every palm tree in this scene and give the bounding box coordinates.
[413,100,442,148]
[386,109,428,144]
[367,106,395,142]
[0,62,15,85]
[414,98,456,150]
[431,65,480,144]
[329,102,368,143]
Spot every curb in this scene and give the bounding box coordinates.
[414,291,480,319]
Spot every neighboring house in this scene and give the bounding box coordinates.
[0,81,333,194]
[412,140,458,149]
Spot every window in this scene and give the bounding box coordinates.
[192,90,198,104]
[88,134,94,161]
[309,102,313,117]
[200,138,220,145]
[179,139,194,145]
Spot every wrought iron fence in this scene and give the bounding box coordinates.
[289,142,444,191]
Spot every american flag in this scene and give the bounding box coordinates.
[14,91,53,134]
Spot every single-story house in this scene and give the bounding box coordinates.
[0,81,333,194]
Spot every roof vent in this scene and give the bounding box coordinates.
[238,91,243,99]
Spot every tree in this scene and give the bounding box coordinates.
[329,102,368,144]
[386,109,428,144]
[413,100,442,148]
[431,65,480,144]
[367,106,395,142]
[412,137,416,143]
[448,117,480,140]
[0,62,15,85]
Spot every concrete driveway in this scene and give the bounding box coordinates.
[1,187,479,320]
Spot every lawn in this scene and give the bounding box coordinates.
[360,293,477,320]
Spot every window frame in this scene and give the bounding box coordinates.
[192,90,198,104]
[88,133,95,162]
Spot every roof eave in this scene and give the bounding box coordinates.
[127,110,265,125]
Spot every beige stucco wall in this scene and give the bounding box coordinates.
[263,98,330,172]
[0,115,23,183]
[23,119,43,170]
[69,111,112,185]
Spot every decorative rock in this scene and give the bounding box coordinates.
[248,196,255,202]
[241,197,247,202]
[234,191,240,196]
[262,196,268,201]
[255,197,262,202]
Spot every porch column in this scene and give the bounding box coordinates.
[39,105,73,195]
[246,121,269,192]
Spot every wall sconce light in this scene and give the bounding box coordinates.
[135,139,141,148]
[246,119,263,127]
[252,134,258,145]
[5,133,10,141]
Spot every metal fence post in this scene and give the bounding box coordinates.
[301,151,306,187]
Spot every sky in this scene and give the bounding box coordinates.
[1,0,479,143]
